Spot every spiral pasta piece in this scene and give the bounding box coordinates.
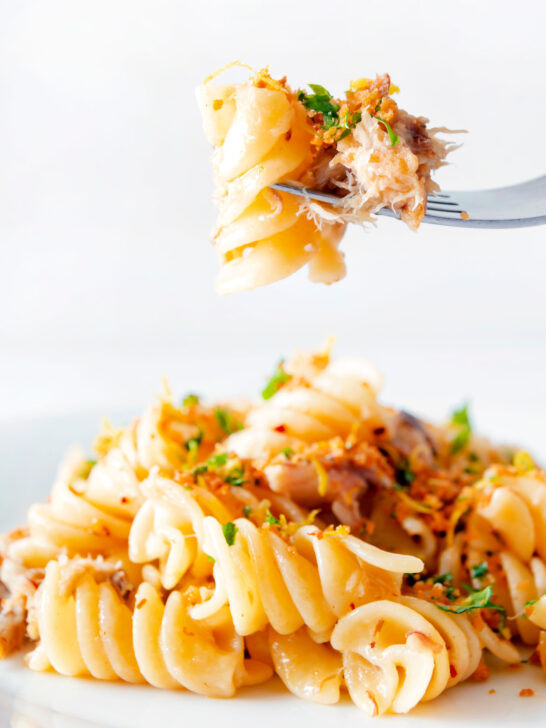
[197,76,346,294]
[8,447,143,568]
[199,67,454,293]
[498,551,546,644]
[476,469,546,562]
[193,519,422,637]
[4,349,546,717]
[129,471,242,589]
[28,559,272,696]
[330,600,468,715]
[227,356,384,461]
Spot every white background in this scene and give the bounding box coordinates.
[1,0,545,464]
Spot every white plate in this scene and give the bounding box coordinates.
[0,413,544,727]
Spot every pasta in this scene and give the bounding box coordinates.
[1,348,545,717]
[28,558,271,696]
[198,65,455,293]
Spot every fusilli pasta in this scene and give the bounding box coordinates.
[199,66,454,293]
[1,349,544,717]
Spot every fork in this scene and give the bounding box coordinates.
[271,175,546,228]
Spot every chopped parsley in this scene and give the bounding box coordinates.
[184,429,203,454]
[452,404,471,428]
[433,572,456,600]
[192,451,229,477]
[215,409,242,435]
[524,599,538,610]
[79,459,97,479]
[208,452,228,468]
[262,360,292,400]
[450,403,472,454]
[297,84,340,129]
[297,84,362,140]
[338,110,362,140]
[281,447,294,459]
[222,521,238,546]
[206,554,215,563]
[192,464,208,476]
[436,584,505,623]
[470,562,489,579]
[242,505,252,518]
[395,460,415,487]
[265,510,280,526]
[375,117,400,146]
[225,467,245,487]
[182,393,200,407]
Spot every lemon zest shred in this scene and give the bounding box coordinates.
[203,60,255,85]
[93,417,123,456]
[321,335,336,358]
[312,459,329,497]
[160,376,173,402]
[513,450,535,473]
[349,77,372,91]
[395,489,433,514]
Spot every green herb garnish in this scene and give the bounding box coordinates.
[470,562,489,579]
[297,85,340,129]
[242,505,252,518]
[182,393,200,407]
[450,403,472,454]
[436,585,505,621]
[452,404,471,428]
[432,572,456,600]
[191,451,229,477]
[265,510,280,526]
[338,110,362,140]
[215,409,242,435]
[375,117,400,146]
[184,429,203,453]
[395,460,415,487]
[222,521,238,546]
[298,84,362,139]
[281,447,294,459]
[208,452,228,468]
[79,459,97,479]
[225,467,245,487]
[262,360,292,400]
[206,554,215,563]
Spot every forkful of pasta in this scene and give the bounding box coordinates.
[198,64,546,294]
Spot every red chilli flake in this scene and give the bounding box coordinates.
[449,664,458,679]
[489,689,496,695]
[519,689,534,698]
[274,424,286,433]
[350,602,356,610]
[136,599,147,610]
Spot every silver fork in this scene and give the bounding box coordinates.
[271,175,546,228]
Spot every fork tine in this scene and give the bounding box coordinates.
[272,178,546,228]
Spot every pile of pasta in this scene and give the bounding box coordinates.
[197,64,455,294]
[1,350,545,717]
